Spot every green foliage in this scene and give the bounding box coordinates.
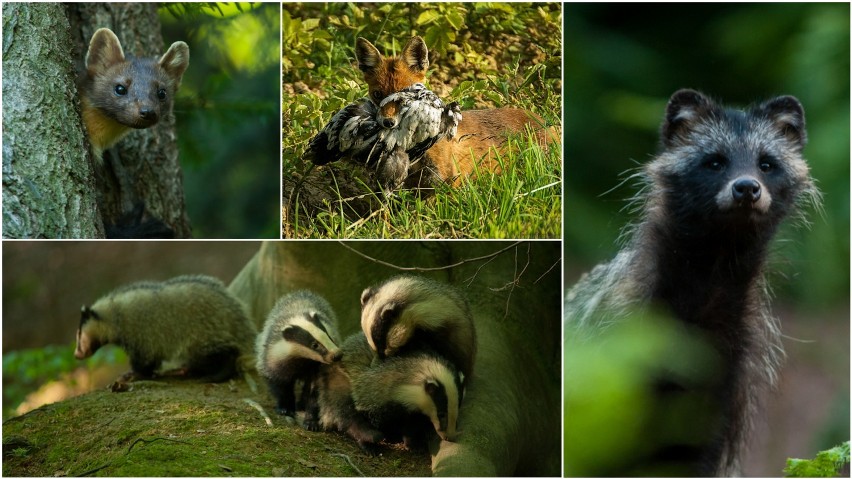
[785,441,851,477]
[564,314,725,477]
[159,3,280,238]
[2,344,126,419]
[282,2,562,238]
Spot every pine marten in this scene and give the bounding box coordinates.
[77,28,189,160]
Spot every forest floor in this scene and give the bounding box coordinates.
[2,376,431,477]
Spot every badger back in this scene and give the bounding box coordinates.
[77,275,254,361]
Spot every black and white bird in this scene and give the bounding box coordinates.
[303,84,462,190]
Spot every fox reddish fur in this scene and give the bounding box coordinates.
[355,36,555,186]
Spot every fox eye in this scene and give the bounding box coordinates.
[114,84,127,96]
[371,91,383,102]
[157,88,167,101]
[702,154,726,171]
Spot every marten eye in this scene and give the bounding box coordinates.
[702,154,726,171]
[157,88,167,101]
[114,84,127,96]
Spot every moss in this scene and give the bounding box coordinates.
[2,377,431,476]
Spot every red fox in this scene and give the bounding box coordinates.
[354,36,557,187]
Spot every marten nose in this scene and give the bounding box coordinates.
[732,177,761,203]
[139,109,158,122]
[382,117,396,128]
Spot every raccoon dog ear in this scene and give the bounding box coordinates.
[756,95,807,150]
[661,89,718,148]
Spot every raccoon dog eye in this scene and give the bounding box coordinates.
[157,88,167,101]
[702,154,726,171]
[758,155,775,172]
[114,84,127,96]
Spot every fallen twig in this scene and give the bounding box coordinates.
[243,398,273,427]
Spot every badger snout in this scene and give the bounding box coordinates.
[329,349,343,362]
[732,177,761,204]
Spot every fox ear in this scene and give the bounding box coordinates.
[401,36,429,72]
[159,41,190,86]
[355,37,382,74]
[86,28,126,75]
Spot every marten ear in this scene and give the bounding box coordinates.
[159,41,190,86]
[661,89,718,148]
[756,95,807,150]
[355,37,382,74]
[401,36,429,73]
[86,28,126,75]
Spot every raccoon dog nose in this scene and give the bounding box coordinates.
[382,118,396,128]
[732,177,761,203]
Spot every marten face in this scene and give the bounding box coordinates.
[84,28,189,130]
[650,89,814,233]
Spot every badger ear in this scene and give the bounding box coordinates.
[660,89,718,148]
[360,288,374,307]
[756,95,807,150]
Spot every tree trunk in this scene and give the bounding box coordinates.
[66,3,192,238]
[1,3,103,238]
[1,3,192,238]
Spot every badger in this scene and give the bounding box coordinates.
[350,345,465,447]
[75,275,255,382]
[313,332,385,450]
[255,290,342,425]
[565,89,819,476]
[360,275,476,385]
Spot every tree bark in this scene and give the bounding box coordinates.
[1,3,103,238]
[1,3,192,238]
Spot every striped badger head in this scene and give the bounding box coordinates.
[74,305,109,360]
[360,275,471,361]
[267,312,342,367]
[393,355,464,442]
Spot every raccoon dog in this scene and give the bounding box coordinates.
[565,89,818,476]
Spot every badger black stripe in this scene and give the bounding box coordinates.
[427,380,449,431]
[283,326,329,355]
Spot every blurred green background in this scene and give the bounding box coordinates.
[564,3,849,476]
[161,3,280,238]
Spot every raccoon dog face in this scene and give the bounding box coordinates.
[649,89,813,234]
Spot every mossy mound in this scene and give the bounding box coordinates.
[2,377,431,476]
